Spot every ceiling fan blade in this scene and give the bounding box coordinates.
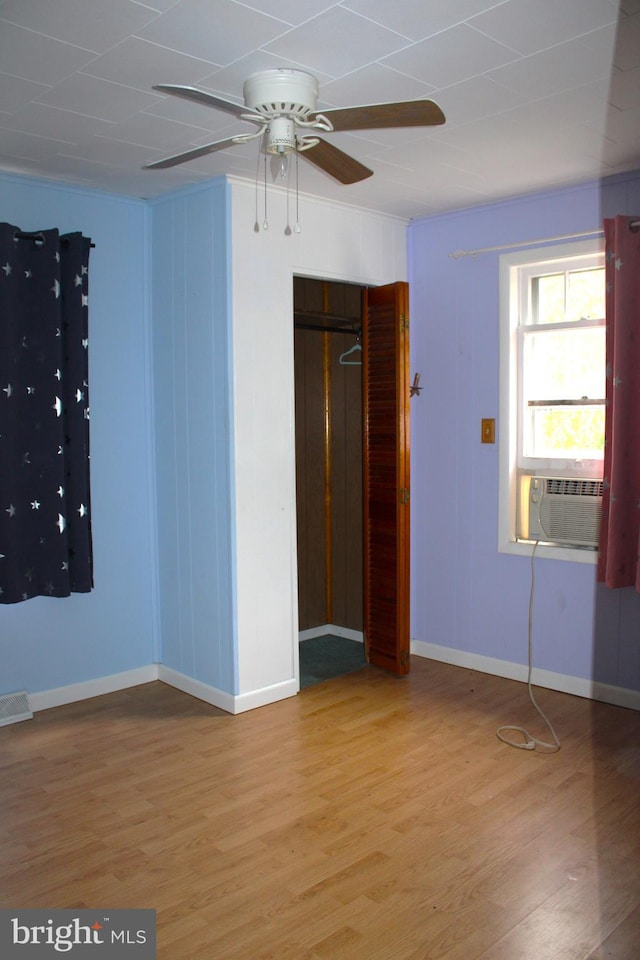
[152,84,247,118]
[144,136,239,170]
[317,99,445,132]
[301,138,373,184]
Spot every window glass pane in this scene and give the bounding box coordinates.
[532,266,605,324]
[525,405,605,458]
[522,326,605,458]
[523,327,605,400]
[567,267,605,322]
[533,273,564,324]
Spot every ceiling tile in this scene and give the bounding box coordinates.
[612,11,640,69]
[608,64,640,110]
[143,92,246,134]
[375,135,476,175]
[318,63,435,108]
[262,7,409,78]
[433,75,527,126]
[68,135,159,166]
[105,113,217,150]
[0,72,50,113]
[502,79,611,130]
[341,0,502,42]
[600,136,640,170]
[0,20,97,85]
[136,0,289,65]
[130,0,181,11]
[80,37,221,90]
[38,152,134,181]
[226,0,336,27]
[0,128,76,162]
[0,102,114,141]
[0,0,159,55]
[487,38,614,99]
[434,112,527,161]
[469,0,619,57]
[35,74,163,123]
[598,103,640,142]
[382,24,519,88]
[575,21,619,64]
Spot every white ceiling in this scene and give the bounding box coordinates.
[0,0,638,219]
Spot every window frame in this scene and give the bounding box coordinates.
[498,238,605,563]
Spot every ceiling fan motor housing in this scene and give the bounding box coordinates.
[243,69,319,119]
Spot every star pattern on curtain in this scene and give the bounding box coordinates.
[0,224,93,603]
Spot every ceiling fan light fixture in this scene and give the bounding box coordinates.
[265,116,296,155]
[270,149,289,183]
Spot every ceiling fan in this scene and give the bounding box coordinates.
[144,68,445,184]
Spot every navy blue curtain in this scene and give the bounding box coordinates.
[0,223,93,603]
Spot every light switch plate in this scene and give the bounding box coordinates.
[481,418,495,444]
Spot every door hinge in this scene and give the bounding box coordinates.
[400,314,409,331]
[401,650,410,667]
[400,487,410,504]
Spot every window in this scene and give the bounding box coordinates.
[499,239,605,561]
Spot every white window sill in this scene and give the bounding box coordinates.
[500,538,597,564]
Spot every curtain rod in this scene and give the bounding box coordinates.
[449,228,603,259]
[450,218,639,259]
[14,230,95,248]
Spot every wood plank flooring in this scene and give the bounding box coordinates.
[1,658,639,959]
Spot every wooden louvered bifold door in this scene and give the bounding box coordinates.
[363,281,411,675]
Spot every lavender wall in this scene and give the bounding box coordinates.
[407,171,640,698]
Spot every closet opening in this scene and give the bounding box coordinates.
[293,276,368,688]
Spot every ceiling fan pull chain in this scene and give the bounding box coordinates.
[262,152,269,231]
[253,139,261,233]
[294,144,301,234]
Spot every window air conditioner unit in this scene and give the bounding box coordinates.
[522,476,603,548]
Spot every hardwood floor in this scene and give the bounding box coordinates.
[1,658,639,959]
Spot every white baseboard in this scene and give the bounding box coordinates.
[299,624,364,643]
[26,663,298,717]
[28,665,159,713]
[232,678,299,714]
[157,665,237,713]
[158,666,298,715]
[26,643,638,718]
[411,639,640,711]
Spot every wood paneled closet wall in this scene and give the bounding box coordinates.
[294,277,364,634]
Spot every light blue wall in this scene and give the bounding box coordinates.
[408,171,640,693]
[150,180,236,695]
[0,174,158,693]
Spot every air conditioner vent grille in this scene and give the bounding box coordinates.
[545,478,603,498]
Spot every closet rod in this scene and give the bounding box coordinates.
[294,321,361,336]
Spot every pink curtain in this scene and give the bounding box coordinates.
[597,215,640,590]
